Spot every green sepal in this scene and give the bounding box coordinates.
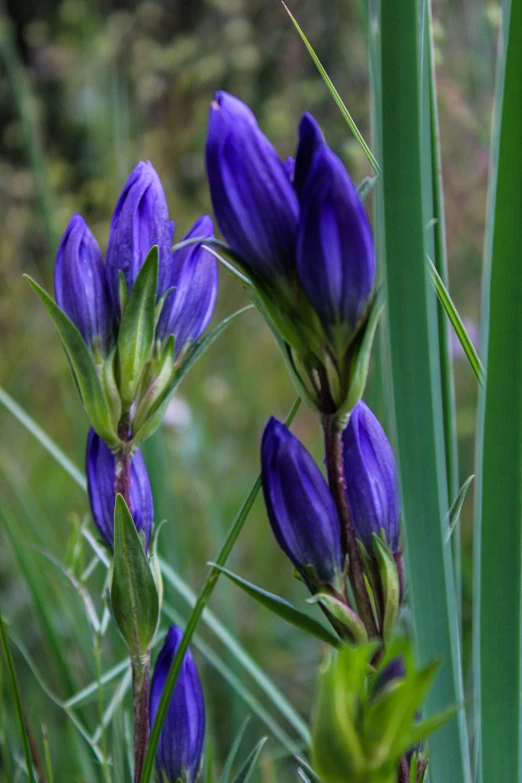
[372,534,400,640]
[409,753,418,783]
[154,286,176,330]
[149,519,166,612]
[24,275,118,447]
[109,494,159,654]
[210,564,341,649]
[133,336,175,435]
[307,592,368,644]
[102,346,122,430]
[131,305,252,445]
[118,270,129,316]
[117,246,158,410]
[340,284,385,416]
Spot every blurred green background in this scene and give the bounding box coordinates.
[0,0,497,779]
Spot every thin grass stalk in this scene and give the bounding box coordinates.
[378,1,471,780]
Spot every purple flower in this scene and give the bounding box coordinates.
[54,214,113,352]
[86,429,154,551]
[373,657,406,698]
[106,161,172,312]
[296,131,375,342]
[261,417,343,589]
[150,626,205,783]
[205,97,374,348]
[206,91,299,281]
[342,401,400,553]
[156,215,218,355]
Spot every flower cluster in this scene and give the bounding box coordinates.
[206,92,380,416]
[52,162,211,780]
[262,400,402,641]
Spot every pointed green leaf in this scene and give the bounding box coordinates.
[24,276,117,446]
[211,564,340,649]
[110,494,159,653]
[407,705,458,750]
[445,475,475,544]
[117,246,158,409]
[230,737,268,783]
[427,258,484,388]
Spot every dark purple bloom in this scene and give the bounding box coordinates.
[54,214,113,352]
[261,417,343,588]
[150,626,205,783]
[106,161,172,312]
[342,401,400,553]
[86,429,154,551]
[156,215,218,355]
[206,91,298,281]
[373,657,406,698]
[296,142,375,340]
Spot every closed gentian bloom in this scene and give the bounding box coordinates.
[206,91,298,281]
[106,161,172,311]
[86,429,154,551]
[150,625,205,783]
[156,215,218,355]
[342,401,400,553]
[54,214,113,352]
[296,137,375,342]
[261,417,343,588]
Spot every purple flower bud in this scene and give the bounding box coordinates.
[86,429,154,551]
[54,214,113,352]
[293,112,325,197]
[150,625,205,783]
[106,161,172,311]
[261,417,343,589]
[206,91,298,281]
[296,140,375,344]
[342,401,400,553]
[373,657,406,698]
[156,215,218,355]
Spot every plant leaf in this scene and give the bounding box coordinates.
[219,717,250,783]
[117,246,158,409]
[110,495,159,653]
[24,276,117,446]
[445,475,475,544]
[210,565,340,649]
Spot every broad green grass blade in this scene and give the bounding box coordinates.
[282,3,380,176]
[0,613,37,783]
[378,2,470,781]
[476,0,522,778]
[140,398,302,783]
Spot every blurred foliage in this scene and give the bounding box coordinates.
[0,0,499,779]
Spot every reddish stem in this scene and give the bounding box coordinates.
[322,416,378,638]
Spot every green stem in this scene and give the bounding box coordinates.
[322,415,378,638]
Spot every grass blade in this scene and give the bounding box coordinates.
[230,737,268,783]
[219,717,250,783]
[282,2,380,176]
[140,397,302,783]
[476,0,522,779]
[378,1,470,780]
[427,260,484,388]
[0,613,37,783]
